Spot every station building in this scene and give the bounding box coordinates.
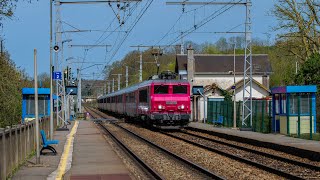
[175,52,272,121]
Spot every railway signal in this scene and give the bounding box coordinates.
[53,45,59,52]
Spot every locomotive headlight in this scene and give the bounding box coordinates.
[158,105,163,110]
[181,104,185,110]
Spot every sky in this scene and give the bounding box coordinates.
[3,0,277,79]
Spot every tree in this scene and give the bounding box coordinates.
[294,53,320,132]
[273,0,320,61]
[295,53,320,85]
[0,53,22,127]
[215,37,228,52]
[201,43,220,54]
[38,72,50,88]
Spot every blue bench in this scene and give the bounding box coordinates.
[212,116,224,126]
[40,130,59,155]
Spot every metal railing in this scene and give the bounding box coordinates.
[207,100,272,133]
[0,117,56,179]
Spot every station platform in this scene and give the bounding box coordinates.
[189,122,320,159]
[12,120,131,180]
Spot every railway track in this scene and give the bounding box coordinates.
[161,131,320,180]
[85,107,224,180]
[84,107,163,179]
[88,107,320,179]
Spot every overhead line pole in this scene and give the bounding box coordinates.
[69,44,111,113]
[131,44,179,80]
[53,0,140,114]
[111,74,122,90]
[49,0,54,140]
[126,66,128,87]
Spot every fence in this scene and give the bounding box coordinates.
[0,117,56,179]
[207,99,272,133]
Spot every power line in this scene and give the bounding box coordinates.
[167,0,241,46]
[90,1,140,49]
[107,0,154,65]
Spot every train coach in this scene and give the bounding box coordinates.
[97,71,191,128]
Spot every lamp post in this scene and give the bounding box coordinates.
[233,43,237,129]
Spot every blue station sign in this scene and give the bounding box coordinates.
[53,72,62,80]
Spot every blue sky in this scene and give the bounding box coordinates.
[3,0,277,79]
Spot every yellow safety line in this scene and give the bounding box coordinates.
[55,120,79,180]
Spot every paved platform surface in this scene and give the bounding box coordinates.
[12,123,74,180]
[189,122,320,152]
[63,120,130,180]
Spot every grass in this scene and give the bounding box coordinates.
[290,133,320,141]
[6,150,36,180]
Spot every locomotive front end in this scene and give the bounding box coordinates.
[150,81,191,128]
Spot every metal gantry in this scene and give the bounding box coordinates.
[166,0,253,128]
[51,0,141,119]
[242,0,252,127]
[54,0,66,127]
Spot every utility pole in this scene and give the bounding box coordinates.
[112,78,115,92]
[112,74,122,91]
[131,45,172,76]
[233,43,237,129]
[130,46,144,82]
[118,74,121,90]
[49,0,54,140]
[77,68,82,113]
[34,49,40,164]
[126,66,128,87]
[107,80,110,93]
[166,0,253,128]
[180,32,184,54]
[139,50,142,82]
[242,0,253,128]
[53,0,141,116]
[69,44,110,113]
[54,0,62,127]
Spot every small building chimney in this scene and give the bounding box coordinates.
[187,44,195,86]
[187,45,195,122]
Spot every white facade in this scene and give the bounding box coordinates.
[193,74,267,90]
[234,82,270,101]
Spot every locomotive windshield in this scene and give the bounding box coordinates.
[154,85,169,94]
[173,85,187,94]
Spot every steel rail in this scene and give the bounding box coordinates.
[186,127,320,161]
[181,131,320,171]
[85,107,164,180]
[97,123,164,180]
[114,123,224,180]
[161,132,304,180]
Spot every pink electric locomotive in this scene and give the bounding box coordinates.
[97,71,191,128]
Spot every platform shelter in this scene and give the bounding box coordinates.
[22,88,51,123]
[271,85,317,137]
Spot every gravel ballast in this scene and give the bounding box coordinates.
[121,123,282,180]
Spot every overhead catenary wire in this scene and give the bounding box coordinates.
[155,0,219,45]
[166,0,240,48]
[106,0,154,66]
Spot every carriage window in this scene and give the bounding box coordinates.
[130,92,135,103]
[154,85,169,94]
[139,89,148,103]
[173,85,187,94]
